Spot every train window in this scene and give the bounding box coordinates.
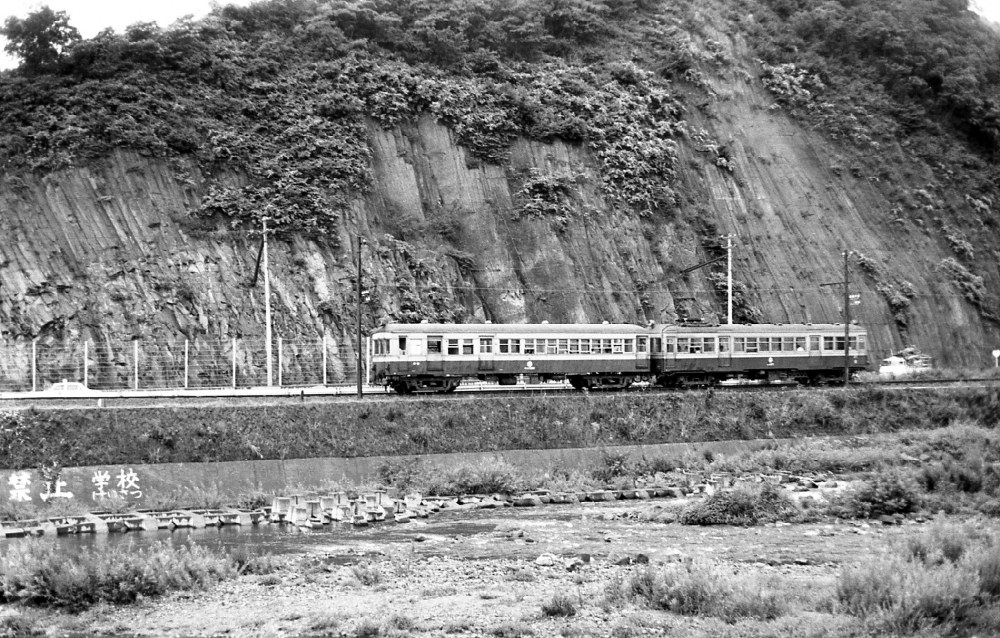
[510,339,521,354]
[499,339,509,354]
[428,337,443,354]
[761,337,773,352]
[795,337,806,352]
[704,337,715,353]
[524,339,535,355]
[856,335,866,353]
[719,337,730,353]
[746,337,758,353]
[810,336,820,351]
[448,339,460,355]
[398,337,407,353]
[734,337,744,352]
[558,339,569,354]
[569,339,580,354]
[625,339,634,353]
[653,338,663,353]
[677,338,690,354]
[782,337,795,352]
[663,338,674,353]
[581,339,591,354]
[463,339,474,354]
[480,338,493,354]
[600,339,610,354]
[823,336,833,351]
[611,339,622,354]
[637,337,647,353]
[547,339,558,355]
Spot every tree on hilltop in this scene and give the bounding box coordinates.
[1,5,80,73]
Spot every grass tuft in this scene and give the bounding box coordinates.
[679,482,797,526]
[541,590,578,617]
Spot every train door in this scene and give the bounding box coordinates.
[808,335,821,363]
[718,335,732,367]
[478,336,495,371]
[427,335,444,372]
[635,336,649,371]
[662,332,676,370]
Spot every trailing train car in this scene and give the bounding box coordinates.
[371,322,652,393]
[370,321,869,393]
[653,322,868,386]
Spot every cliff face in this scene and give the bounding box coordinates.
[1,28,999,384]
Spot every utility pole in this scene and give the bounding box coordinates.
[357,235,363,398]
[727,235,733,325]
[843,250,850,386]
[263,217,273,387]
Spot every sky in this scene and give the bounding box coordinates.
[0,0,999,71]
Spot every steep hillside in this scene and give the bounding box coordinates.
[1,0,999,387]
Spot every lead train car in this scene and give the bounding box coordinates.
[371,322,869,393]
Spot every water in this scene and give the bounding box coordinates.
[1,511,501,557]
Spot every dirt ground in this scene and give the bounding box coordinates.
[12,495,974,638]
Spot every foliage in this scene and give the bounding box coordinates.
[938,257,987,307]
[1,6,80,74]
[679,482,798,525]
[0,540,234,611]
[605,562,786,622]
[845,469,922,519]
[0,0,688,239]
[541,590,578,617]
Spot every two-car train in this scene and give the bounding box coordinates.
[371,320,868,393]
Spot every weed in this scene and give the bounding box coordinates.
[228,546,282,575]
[387,614,415,630]
[679,483,797,526]
[309,612,342,632]
[489,622,534,637]
[846,470,921,519]
[352,563,383,586]
[354,618,382,637]
[443,620,472,633]
[604,562,785,622]
[591,450,631,484]
[541,591,578,617]
[0,540,234,611]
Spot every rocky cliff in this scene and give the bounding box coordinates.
[1,0,999,386]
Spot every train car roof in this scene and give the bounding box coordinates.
[653,323,865,333]
[373,323,648,335]
[373,322,866,335]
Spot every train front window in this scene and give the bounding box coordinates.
[428,337,443,354]
[448,339,459,355]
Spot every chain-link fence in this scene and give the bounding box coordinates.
[0,337,367,392]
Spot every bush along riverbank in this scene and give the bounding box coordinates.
[2,386,1000,468]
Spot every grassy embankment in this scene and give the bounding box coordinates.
[1,386,998,521]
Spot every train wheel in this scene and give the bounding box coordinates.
[444,379,460,393]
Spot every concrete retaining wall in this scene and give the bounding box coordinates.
[0,438,803,507]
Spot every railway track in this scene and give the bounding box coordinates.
[1,376,996,410]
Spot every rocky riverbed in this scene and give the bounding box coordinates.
[6,496,982,638]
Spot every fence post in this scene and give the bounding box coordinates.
[322,335,327,386]
[232,338,237,389]
[133,340,139,390]
[278,337,283,387]
[184,339,189,389]
[31,340,36,392]
[83,341,88,388]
